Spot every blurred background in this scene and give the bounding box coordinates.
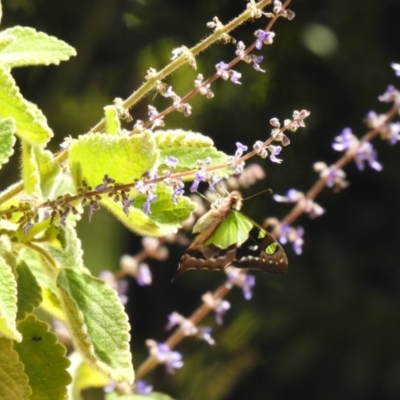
[2,0,400,399]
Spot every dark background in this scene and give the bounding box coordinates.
[2,0,400,399]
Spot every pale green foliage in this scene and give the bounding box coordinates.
[0,2,226,397]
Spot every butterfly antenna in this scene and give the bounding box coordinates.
[242,188,273,201]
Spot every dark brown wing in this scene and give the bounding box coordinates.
[172,243,237,282]
[233,229,288,273]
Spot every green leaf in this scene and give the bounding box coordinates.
[18,247,65,319]
[0,26,76,68]
[14,315,71,400]
[16,260,42,321]
[104,183,196,236]
[0,337,32,400]
[104,105,122,135]
[0,64,53,145]
[57,268,134,383]
[68,352,109,400]
[154,129,228,177]
[68,131,159,189]
[205,211,253,248]
[21,141,41,196]
[0,117,16,170]
[106,393,176,400]
[0,254,20,341]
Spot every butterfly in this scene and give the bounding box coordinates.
[172,190,288,281]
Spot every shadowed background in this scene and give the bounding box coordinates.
[2,0,400,399]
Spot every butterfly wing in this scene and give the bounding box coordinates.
[233,226,288,274]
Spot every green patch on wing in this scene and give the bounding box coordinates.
[205,211,253,249]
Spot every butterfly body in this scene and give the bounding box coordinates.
[173,191,288,281]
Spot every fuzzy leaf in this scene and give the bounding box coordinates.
[0,254,20,341]
[104,105,122,135]
[0,337,31,400]
[0,117,16,170]
[69,131,158,189]
[16,260,42,321]
[57,268,134,383]
[18,247,65,320]
[0,64,53,145]
[68,352,109,400]
[103,183,196,236]
[0,26,76,68]
[21,141,41,196]
[154,129,228,177]
[14,316,71,400]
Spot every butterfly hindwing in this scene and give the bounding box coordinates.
[233,226,288,274]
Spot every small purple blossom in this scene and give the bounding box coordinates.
[384,122,400,145]
[332,128,358,152]
[225,267,256,300]
[313,162,348,191]
[202,292,231,325]
[252,55,265,72]
[279,224,304,255]
[391,62,400,77]
[173,188,184,204]
[273,189,303,203]
[135,380,153,396]
[268,145,283,163]
[23,221,34,236]
[254,30,275,49]
[146,340,183,374]
[190,170,207,192]
[165,156,178,169]
[122,198,134,216]
[88,202,100,222]
[144,192,157,214]
[378,85,400,103]
[136,263,152,286]
[355,142,383,171]
[215,62,242,84]
[235,142,248,158]
[95,174,115,192]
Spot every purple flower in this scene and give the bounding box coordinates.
[355,142,383,171]
[279,224,304,255]
[215,62,242,84]
[146,340,183,374]
[385,122,400,145]
[95,174,115,192]
[267,145,283,163]
[225,267,256,300]
[332,128,358,152]
[190,170,206,192]
[235,142,248,158]
[252,55,265,72]
[165,156,178,169]
[144,193,157,214]
[173,187,184,204]
[273,189,303,203]
[135,380,153,395]
[378,85,400,103]
[391,62,400,77]
[122,198,133,216]
[202,292,231,325]
[136,263,152,286]
[254,30,275,49]
[314,162,348,190]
